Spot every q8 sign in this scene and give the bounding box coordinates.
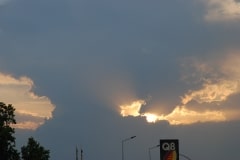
[160,139,179,160]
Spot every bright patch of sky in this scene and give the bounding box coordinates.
[0,72,55,130]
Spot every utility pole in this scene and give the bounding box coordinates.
[76,146,78,160]
[81,149,83,160]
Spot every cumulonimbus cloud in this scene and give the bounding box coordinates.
[118,52,240,125]
[0,72,55,130]
[203,0,240,22]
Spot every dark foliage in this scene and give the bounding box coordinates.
[0,102,20,160]
[21,137,50,160]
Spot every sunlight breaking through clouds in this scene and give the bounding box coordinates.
[119,100,226,125]
[120,100,145,117]
[182,53,240,105]
[0,72,55,130]
[118,53,240,125]
[182,80,239,105]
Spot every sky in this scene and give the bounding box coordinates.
[1,0,240,159]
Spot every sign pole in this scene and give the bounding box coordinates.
[160,139,179,160]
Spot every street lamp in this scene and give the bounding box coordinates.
[180,153,192,160]
[122,136,136,160]
[148,144,160,160]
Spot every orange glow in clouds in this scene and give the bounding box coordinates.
[119,100,226,125]
[0,72,55,130]
[204,0,240,22]
[143,113,159,123]
[119,53,240,125]
[182,80,239,105]
[120,100,145,117]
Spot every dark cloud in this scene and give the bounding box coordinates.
[1,0,240,159]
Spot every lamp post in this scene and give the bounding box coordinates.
[148,144,160,160]
[179,153,192,160]
[122,136,136,160]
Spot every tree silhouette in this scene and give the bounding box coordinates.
[0,102,20,160]
[21,137,50,160]
[0,102,50,160]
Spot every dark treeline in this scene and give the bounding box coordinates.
[0,102,50,160]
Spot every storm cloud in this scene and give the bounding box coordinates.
[1,0,240,160]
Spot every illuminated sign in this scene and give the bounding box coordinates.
[160,139,179,160]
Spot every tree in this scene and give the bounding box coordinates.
[0,102,20,160]
[21,137,50,160]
